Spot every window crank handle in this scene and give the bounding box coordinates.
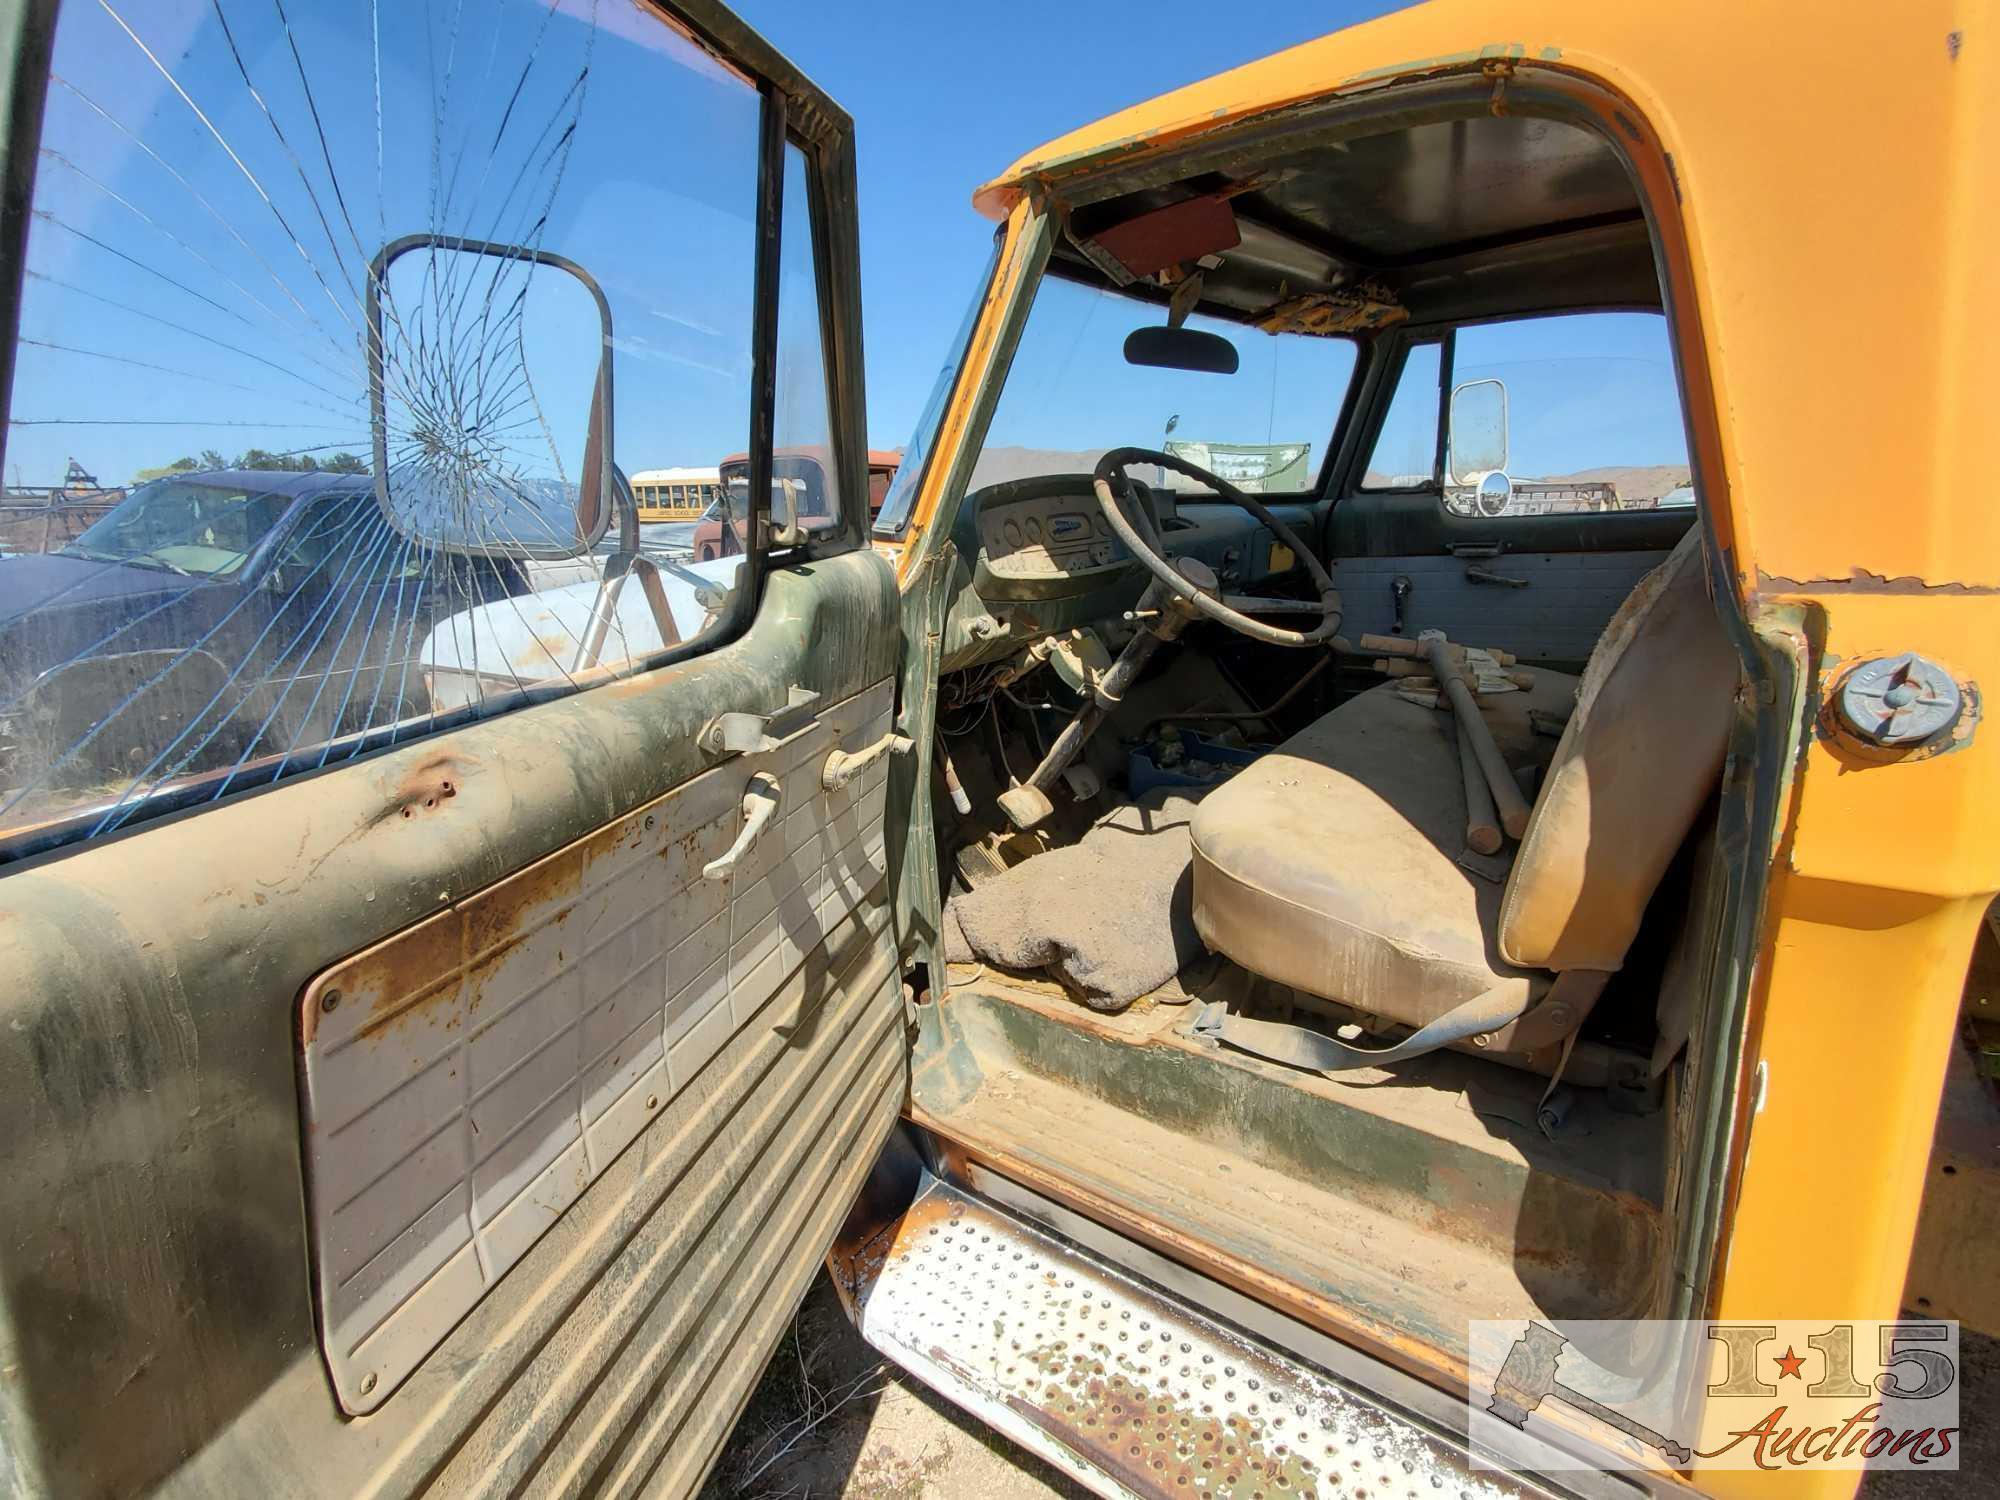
[821,731,913,792]
[702,772,783,880]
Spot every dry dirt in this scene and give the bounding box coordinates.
[699,1273,1087,1500]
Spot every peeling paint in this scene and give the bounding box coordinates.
[1755,567,2000,597]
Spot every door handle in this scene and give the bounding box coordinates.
[821,732,913,792]
[702,772,783,881]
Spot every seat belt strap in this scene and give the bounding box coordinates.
[1188,979,1535,1074]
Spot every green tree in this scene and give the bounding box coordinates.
[235,449,318,472]
[132,456,200,482]
[198,449,228,470]
[322,452,368,474]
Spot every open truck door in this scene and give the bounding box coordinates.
[0,2,906,1494]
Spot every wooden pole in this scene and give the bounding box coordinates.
[1423,633,1532,839]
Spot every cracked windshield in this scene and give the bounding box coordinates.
[1,0,787,844]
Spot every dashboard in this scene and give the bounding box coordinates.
[942,471,1319,669]
[977,484,1125,581]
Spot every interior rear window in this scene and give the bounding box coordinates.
[1445,312,1689,516]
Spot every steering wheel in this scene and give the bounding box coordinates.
[1092,447,1343,648]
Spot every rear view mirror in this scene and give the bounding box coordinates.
[366,235,615,559]
[1124,325,1240,375]
[1447,377,1508,485]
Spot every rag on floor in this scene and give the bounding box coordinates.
[944,791,1207,1011]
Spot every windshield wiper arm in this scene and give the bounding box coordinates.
[59,544,196,577]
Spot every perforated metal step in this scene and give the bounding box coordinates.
[845,1175,1542,1500]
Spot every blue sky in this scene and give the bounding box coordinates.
[7,0,1685,492]
[731,0,1408,453]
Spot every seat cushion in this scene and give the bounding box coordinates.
[1189,671,1579,1027]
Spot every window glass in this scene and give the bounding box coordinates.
[771,145,841,530]
[2,0,765,844]
[875,243,999,537]
[1360,342,1442,488]
[1444,312,1689,516]
[972,274,1354,496]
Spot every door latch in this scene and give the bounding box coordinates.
[821,732,913,792]
[702,773,783,881]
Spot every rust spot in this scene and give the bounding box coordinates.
[357,971,464,1041]
[464,848,583,960]
[304,909,467,1047]
[1755,567,2000,597]
[1002,1344,1324,1498]
[377,751,471,828]
[515,631,575,673]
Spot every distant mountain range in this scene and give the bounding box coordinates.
[970,446,1692,505]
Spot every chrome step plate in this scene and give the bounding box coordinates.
[847,1175,1538,1500]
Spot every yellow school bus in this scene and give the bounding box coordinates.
[629,466,720,522]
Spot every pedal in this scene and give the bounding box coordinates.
[954,842,1009,888]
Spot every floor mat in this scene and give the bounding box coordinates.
[944,792,1206,1011]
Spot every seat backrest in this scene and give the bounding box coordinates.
[1498,526,1739,973]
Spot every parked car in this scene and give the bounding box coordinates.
[0,469,524,796]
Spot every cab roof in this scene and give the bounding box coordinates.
[974,4,1572,220]
[971,2,1667,326]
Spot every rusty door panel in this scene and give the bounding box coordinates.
[301,678,893,1413]
[0,550,904,1497]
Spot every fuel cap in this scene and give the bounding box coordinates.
[1834,652,1963,748]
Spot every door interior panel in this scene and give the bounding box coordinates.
[0,551,903,1497]
[300,677,894,1414]
[1328,490,1695,668]
[1333,548,1674,668]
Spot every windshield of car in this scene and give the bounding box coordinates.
[968,271,1359,496]
[63,479,299,578]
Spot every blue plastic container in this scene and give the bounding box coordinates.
[1127,731,1267,799]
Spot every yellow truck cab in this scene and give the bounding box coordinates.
[0,1,1990,1497]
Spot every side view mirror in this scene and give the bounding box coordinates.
[1124,325,1239,375]
[365,234,615,560]
[1473,470,1514,518]
[1447,377,1508,485]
